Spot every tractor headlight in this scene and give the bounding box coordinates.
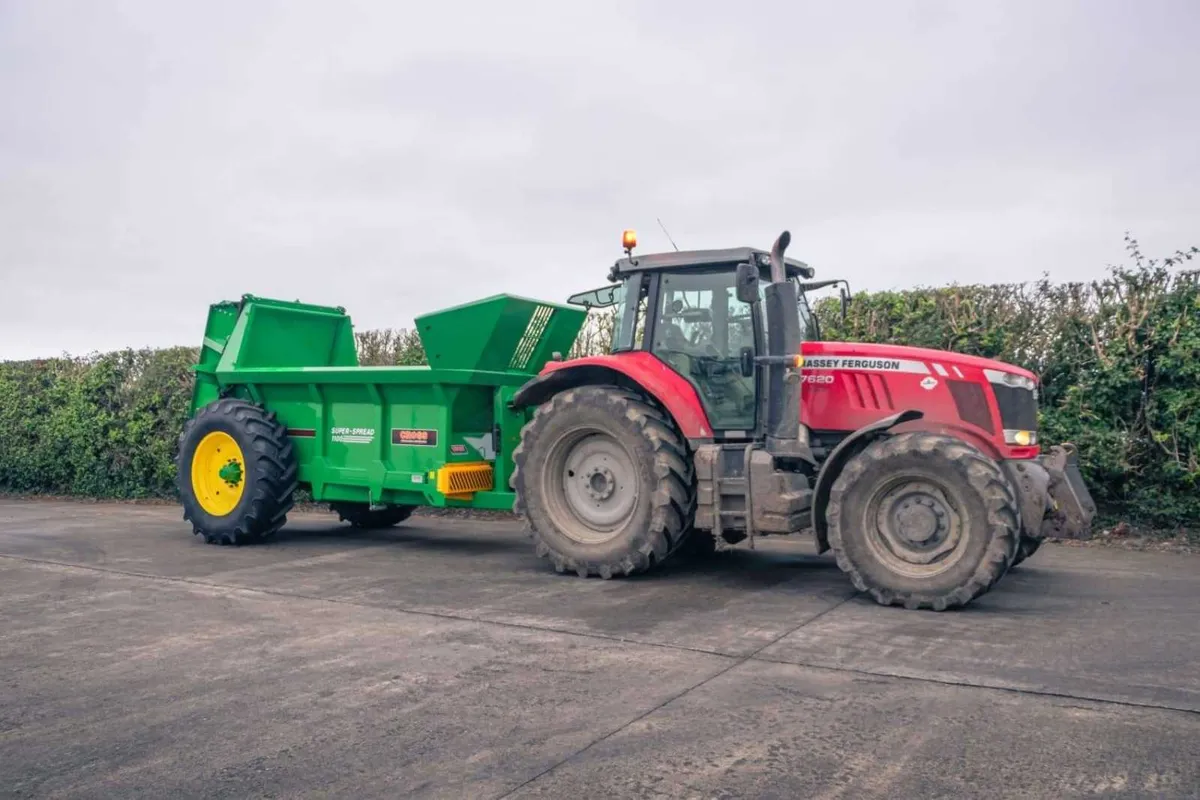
[983,368,1037,393]
[1004,429,1038,446]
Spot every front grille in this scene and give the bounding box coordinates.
[992,384,1038,431]
[947,380,995,434]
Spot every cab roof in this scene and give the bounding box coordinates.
[609,247,815,281]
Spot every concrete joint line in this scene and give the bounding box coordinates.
[492,593,862,799]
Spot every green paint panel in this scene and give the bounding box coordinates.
[416,293,586,374]
[186,293,585,509]
[217,295,358,371]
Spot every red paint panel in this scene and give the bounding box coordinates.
[801,341,1038,460]
[538,352,714,439]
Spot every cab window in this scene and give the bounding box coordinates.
[651,269,758,431]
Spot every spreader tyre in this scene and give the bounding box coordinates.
[512,385,696,578]
[330,503,416,529]
[176,397,298,546]
[826,431,1020,610]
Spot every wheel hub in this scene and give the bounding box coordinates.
[218,460,243,487]
[546,430,639,543]
[190,431,246,517]
[893,499,942,544]
[585,466,616,501]
[870,480,963,571]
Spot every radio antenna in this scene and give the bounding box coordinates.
[657,218,680,252]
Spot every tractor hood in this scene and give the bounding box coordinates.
[801,341,1038,384]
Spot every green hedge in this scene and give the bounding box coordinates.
[1,236,1196,526]
[0,347,199,499]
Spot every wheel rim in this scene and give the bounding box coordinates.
[544,429,639,544]
[862,477,967,579]
[191,431,246,516]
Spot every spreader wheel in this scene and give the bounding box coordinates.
[826,432,1020,610]
[330,503,416,529]
[176,398,298,545]
[511,385,695,578]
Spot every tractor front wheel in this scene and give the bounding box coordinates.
[512,386,695,579]
[1010,535,1042,567]
[330,503,416,529]
[176,398,299,545]
[826,432,1019,610]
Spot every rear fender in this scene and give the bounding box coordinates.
[811,409,923,553]
[509,353,714,441]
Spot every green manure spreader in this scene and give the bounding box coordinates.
[178,291,581,531]
[177,230,1095,611]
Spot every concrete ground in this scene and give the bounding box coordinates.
[1,499,1198,799]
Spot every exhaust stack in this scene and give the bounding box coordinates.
[761,231,806,457]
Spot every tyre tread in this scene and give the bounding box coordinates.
[826,431,1019,611]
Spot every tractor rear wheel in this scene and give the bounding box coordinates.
[826,432,1019,610]
[512,385,695,578]
[330,502,416,529]
[176,398,298,545]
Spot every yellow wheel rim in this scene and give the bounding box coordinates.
[190,431,246,516]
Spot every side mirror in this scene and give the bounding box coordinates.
[735,262,759,305]
[739,346,755,377]
[839,286,850,325]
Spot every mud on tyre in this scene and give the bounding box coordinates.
[511,385,696,578]
[176,398,299,545]
[826,431,1020,610]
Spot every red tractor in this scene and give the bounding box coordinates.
[509,230,1095,610]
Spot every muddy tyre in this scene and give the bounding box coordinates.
[826,432,1020,610]
[511,385,695,578]
[1010,535,1042,567]
[330,503,416,529]
[176,398,299,546]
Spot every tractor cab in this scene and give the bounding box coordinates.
[566,231,817,441]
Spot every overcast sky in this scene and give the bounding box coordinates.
[2,0,1198,360]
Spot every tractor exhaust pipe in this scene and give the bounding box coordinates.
[768,230,791,283]
[734,230,811,461]
[762,231,809,460]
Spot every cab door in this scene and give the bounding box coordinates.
[649,268,760,434]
